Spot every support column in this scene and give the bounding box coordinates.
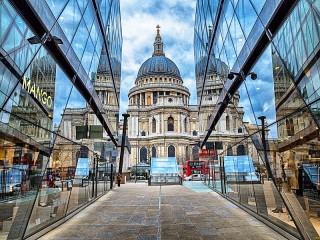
[136,116,139,136]
[182,115,185,133]
[162,112,164,134]
[157,114,160,133]
[178,113,180,133]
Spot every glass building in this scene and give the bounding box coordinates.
[195,0,320,239]
[0,0,121,239]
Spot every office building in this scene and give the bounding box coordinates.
[195,0,320,238]
[0,1,122,239]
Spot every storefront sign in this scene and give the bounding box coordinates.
[22,77,53,108]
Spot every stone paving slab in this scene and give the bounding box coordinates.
[39,182,289,240]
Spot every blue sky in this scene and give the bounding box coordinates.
[119,0,198,115]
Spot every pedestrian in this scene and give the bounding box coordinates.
[116,173,121,187]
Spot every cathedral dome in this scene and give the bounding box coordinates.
[137,55,181,79]
[195,56,229,79]
[136,25,181,80]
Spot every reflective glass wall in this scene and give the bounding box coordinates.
[195,0,320,239]
[0,0,121,239]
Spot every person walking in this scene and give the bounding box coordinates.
[116,173,121,187]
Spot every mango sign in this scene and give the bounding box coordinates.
[22,77,53,108]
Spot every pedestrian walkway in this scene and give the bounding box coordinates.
[39,182,288,240]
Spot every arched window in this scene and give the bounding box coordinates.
[147,96,151,105]
[286,118,295,136]
[168,116,174,131]
[152,117,156,133]
[192,146,199,160]
[193,130,197,136]
[141,130,146,136]
[186,146,189,160]
[184,118,187,132]
[168,145,175,157]
[227,144,233,156]
[152,146,156,158]
[226,116,230,131]
[290,118,295,135]
[237,145,245,155]
[238,127,243,133]
[140,147,147,162]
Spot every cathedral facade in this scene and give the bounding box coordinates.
[127,27,255,167]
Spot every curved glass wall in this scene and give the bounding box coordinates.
[0,0,121,239]
[195,0,320,239]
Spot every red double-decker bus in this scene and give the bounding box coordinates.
[183,160,209,177]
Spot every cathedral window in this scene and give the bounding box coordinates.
[237,145,245,155]
[152,146,156,158]
[227,144,233,156]
[168,98,173,103]
[168,117,174,131]
[238,127,242,133]
[193,130,197,136]
[152,118,156,133]
[168,145,175,157]
[140,147,148,162]
[184,118,187,132]
[286,118,295,136]
[141,131,146,136]
[226,116,230,131]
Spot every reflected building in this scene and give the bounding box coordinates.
[0,1,122,239]
[195,0,320,239]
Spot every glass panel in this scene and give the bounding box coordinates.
[57,0,81,42]
[45,0,68,18]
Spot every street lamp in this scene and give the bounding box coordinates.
[227,71,257,80]
[27,34,63,45]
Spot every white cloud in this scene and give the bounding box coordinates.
[119,0,197,116]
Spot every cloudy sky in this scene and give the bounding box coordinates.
[119,0,197,115]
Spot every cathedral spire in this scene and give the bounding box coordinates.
[153,25,165,56]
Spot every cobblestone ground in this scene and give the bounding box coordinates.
[39,182,288,240]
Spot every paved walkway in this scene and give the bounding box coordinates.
[39,182,288,240]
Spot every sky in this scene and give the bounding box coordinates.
[119,0,198,115]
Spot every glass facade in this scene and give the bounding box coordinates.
[195,0,320,239]
[0,0,121,239]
